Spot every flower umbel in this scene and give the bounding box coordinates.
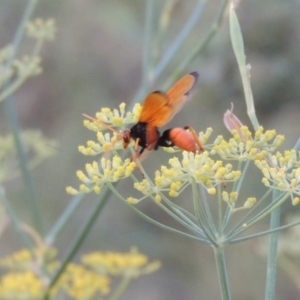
[66,156,136,195]
[82,247,161,278]
[213,126,284,161]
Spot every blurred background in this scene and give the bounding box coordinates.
[1,0,300,299]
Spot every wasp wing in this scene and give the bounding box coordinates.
[138,72,198,128]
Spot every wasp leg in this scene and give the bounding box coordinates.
[183,126,204,152]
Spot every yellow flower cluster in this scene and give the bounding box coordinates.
[0,271,43,300]
[80,103,142,155]
[0,247,58,274]
[0,247,58,299]
[0,247,159,300]
[26,18,56,41]
[61,264,110,300]
[66,157,136,195]
[84,103,141,132]
[81,247,161,278]
[213,126,284,161]
[255,150,300,204]
[129,151,241,203]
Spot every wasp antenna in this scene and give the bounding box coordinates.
[82,113,119,134]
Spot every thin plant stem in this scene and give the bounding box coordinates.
[156,201,204,237]
[4,97,44,234]
[141,0,156,89]
[43,188,109,300]
[152,0,206,80]
[191,179,217,246]
[107,276,131,300]
[231,219,300,244]
[226,193,289,242]
[160,198,204,234]
[225,189,273,238]
[264,190,281,300]
[3,0,44,234]
[199,185,217,235]
[217,184,223,232]
[214,246,231,300]
[0,187,33,249]
[163,0,229,89]
[45,194,84,245]
[107,183,207,243]
[130,202,208,242]
[152,0,176,65]
[162,195,198,223]
[221,160,250,232]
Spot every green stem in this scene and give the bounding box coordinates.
[199,185,216,234]
[45,194,84,245]
[192,179,217,246]
[217,184,223,232]
[156,201,204,237]
[153,0,205,80]
[226,192,288,242]
[221,160,250,232]
[107,276,131,300]
[163,0,229,88]
[225,189,273,239]
[43,188,109,300]
[264,191,281,300]
[3,0,44,234]
[0,187,33,249]
[4,95,44,234]
[5,0,38,70]
[141,0,155,88]
[107,183,207,243]
[213,246,231,300]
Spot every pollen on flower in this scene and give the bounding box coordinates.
[244,197,256,208]
[112,116,123,126]
[79,184,90,193]
[93,186,101,194]
[201,127,213,144]
[83,119,100,131]
[127,197,140,204]
[292,197,300,206]
[66,186,79,195]
[78,145,97,156]
[154,194,162,202]
[214,167,227,179]
[169,157,181,168]
[229,192,238,202]
[262,177,270,187]
[76,170,91,183]
[132,103,142,121]
[169,190,178,197]
[222,191,229,202]
[125,162,136,176]
[207,188,216,195]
